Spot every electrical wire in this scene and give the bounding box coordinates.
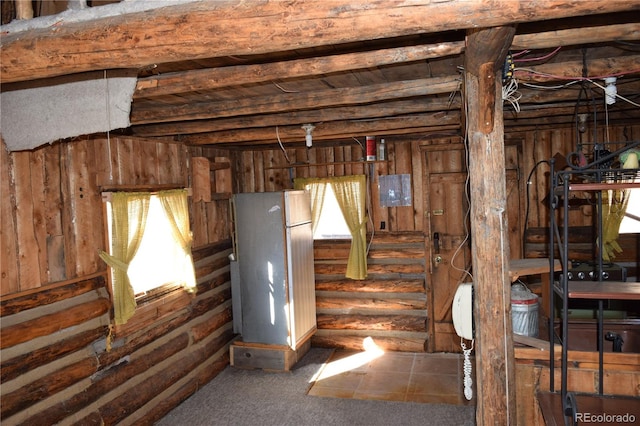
[520,79,582,90]
[502,76,522,112]
[272,82,299,93]
[523,160,550,255]
[511,49,530,58]
[104,70,113,181]
[449,72,473,284]
[512,46,561,63]
[352,137,365,158]
[275,126,292,163]
[366,163,375,256]
[514,67,640,82]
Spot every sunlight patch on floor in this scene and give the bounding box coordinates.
[309,337,384,383]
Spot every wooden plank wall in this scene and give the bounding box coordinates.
[230,125,640,236]
[515,349,640,425]
[517,124,640,231]
[231,138,423,233]
[0,135,235,425]
[231,124,640,353]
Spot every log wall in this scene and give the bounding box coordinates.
[2,123,639,421]
[0,136,234,425]
[312,232,428,352]
[231,124,640,352]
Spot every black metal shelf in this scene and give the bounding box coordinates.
[548,139,640,424]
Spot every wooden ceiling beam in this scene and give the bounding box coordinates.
[505,107,639,127]
[182,112,461,145]
[130,76,461,125]
[514,55,640,82]
[132,57,639,126]
[132,98,459,137]
[2,0,637,83]
[214,125,461,149]
[132,23,639,100]
[131,73,639,140]
[135,42,465,99]
[517,80,640,104]
[511,22,640,50]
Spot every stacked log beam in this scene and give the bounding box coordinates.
[0,240,234,426]
[312,232,428,352]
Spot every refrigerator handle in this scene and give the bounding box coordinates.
[230,196,238,260]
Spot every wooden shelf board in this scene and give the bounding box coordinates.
[568,182,640,191]
[554,281,640,300]
[509,258,561,281]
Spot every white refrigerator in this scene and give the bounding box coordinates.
[230,190,316,349]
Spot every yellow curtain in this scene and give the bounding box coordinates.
[99,192,150,325]
[294,175,368,280]
[157,189,198,293]
[600,188,630,262]
[293,177,327,235]
[331,175,368,280]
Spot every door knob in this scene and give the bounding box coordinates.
[434,255,443,266]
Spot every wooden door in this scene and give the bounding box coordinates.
[424,144,470,352]
[424,143,522,353]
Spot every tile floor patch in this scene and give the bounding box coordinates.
[307,350,476,406]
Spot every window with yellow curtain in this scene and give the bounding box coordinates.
[99,189,197,325]
[294,175,368,280]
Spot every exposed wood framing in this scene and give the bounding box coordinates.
[135,42,466,99]
[131,77,461,125]
[465,26,517,425]
[1,1,637,83]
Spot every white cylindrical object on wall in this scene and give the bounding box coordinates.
[378,139,386,161]
[605,77,617,105]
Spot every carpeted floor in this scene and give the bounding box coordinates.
[156,348,475,426]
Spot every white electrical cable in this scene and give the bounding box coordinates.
[502,77,522,112]
[461,338,474,400]
[275,126,292,163]
[586,78,640,108]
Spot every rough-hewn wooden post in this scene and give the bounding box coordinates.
[464,26,516,425]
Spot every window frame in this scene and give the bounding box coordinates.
[311,183,352,240]
[101,188,194,335]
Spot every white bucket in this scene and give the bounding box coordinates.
[511,283,539,337]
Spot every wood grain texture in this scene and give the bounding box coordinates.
[0,297,110,349]
[465,26,517,425]
[2,0,636,83]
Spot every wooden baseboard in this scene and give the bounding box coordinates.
[230,336,312,372]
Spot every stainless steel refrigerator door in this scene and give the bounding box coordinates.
[235,192,290,345]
